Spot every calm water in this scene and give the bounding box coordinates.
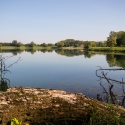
[2,50,125,99]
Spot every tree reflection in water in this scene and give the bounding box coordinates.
[96,67,125,106]
[0,54,21,92]
[106,54,125,68]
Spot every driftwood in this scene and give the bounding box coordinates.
[96,67,125,106]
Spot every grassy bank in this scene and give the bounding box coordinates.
[88,47,125,51]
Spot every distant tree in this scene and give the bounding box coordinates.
[109,31,117,38]
[41,43,48,47]
[107,37,116,47]
[96,42,103,47]
[107,31,117,47]
[12,40,18,46]
[30,41,36,47]
[74,44,79,47]
[47,43,53,47]
[116,31,125,46]
[55,39,84,47]
[17,42,23,47]
[103,41,107,47]
[84,41,91,48]
[89,41,96,47]
[55,41,64,47]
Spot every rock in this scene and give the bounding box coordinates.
[0,101,8,105]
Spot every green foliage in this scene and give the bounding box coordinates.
[107,31,125,47]
[41,43,48,47]
[11,118,21,125]
[10,40,23,47]
[96,41,107,47]
[9,103,125,125]
[89,103,125,125]
[30,41,36,47]
[107,37,116,47]
[17,42,23,47]
[12,40,18,46]
[117,31,125,46]
[55,39,84,47]
[84,41,90,48]
[47,43,54,47]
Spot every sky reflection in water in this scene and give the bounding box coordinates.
[3,50,125,99]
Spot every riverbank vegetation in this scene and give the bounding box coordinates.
[0,31,125,51]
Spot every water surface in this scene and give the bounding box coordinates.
[2,49,125,99]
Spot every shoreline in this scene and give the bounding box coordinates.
[0,87,125,124]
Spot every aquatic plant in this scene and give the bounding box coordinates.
[0,53,21,91]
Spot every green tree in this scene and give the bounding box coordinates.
[107,31,125,47]
[41,43,48,47]
[17,42,23,47]
[109,31,117,38]
[12,40,18,46]
[47,43,53,47]
[55,41,64,47]
[116,31,125,46]
[107,37,116,47]
[84,41,91,48]
[30,41,36,47]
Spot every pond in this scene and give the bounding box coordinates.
[1,49,125,99]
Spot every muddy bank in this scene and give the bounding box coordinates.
[0,87,125,125]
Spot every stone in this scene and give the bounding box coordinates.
[0,101,8,105]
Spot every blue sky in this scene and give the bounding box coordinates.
[0,0,125,44]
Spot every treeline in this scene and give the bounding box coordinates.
[55,31,125,48]
[55,39,106,48]
[0,40,55,47]
[0,30,125,48]
[0,40,23,47]
[83,31,125,48]
[55,39,84,47]
[0,39,106,48]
